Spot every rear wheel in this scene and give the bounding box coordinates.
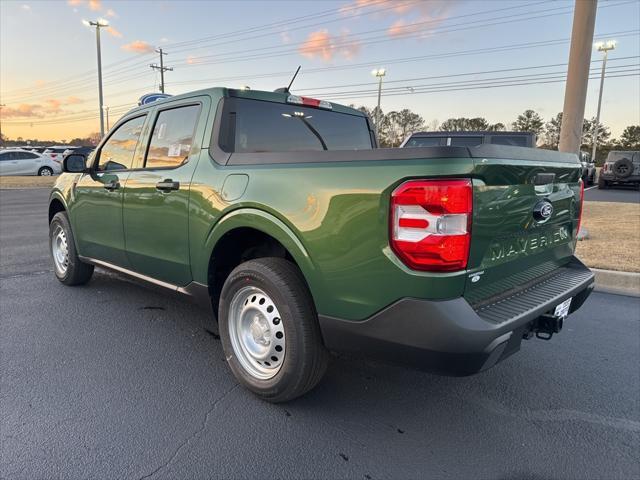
[219,257,328,402]
[38,167,53,176]
[597,176,608,189]
[49,212,94,285]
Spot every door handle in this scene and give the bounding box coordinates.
[104,180,120,191]
[156,179,180,192]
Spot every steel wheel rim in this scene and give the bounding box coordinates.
[51,225,69,275]
[41,169,52,176]
[228,286,285,380]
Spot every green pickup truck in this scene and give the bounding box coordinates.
[50,88,594,402]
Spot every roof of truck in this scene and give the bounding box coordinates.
[124,87,365,118]
[409,131,535,136]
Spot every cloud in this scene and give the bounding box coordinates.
[88,0,102,11]
[298,29,361,62]
[280,30,291,44]
[105,25,122,38]
[106,8,117,17]
[187,55,202,65]
[67,0,83,5]
[122,40,155,53]
[21,4,31,11]
[2,104,43,119]
[1,97,84,119]
[340,0,457,39]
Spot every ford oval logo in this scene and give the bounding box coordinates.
[138,93,172,106]
[533,200,554,222]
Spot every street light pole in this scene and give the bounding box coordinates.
[104,106,110,131]
[371,68,386,132]
[84,19,109,138]
[591,40,616,162]
[0,104,5,146]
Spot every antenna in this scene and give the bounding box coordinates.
[274,66,302,94]
[286,65,301,93]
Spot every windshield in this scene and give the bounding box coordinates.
[223,98,373,153]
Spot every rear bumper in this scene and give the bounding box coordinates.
[318,257,594,376]
[600,173,640,182]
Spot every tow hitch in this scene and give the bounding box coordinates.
[523,315,564,341]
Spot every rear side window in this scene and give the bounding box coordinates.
[490,135,529,147]
[97,115,146,171]
[145,104,201,169]
[224,98,372,153]
[450,136,483,147]
[16,152,38,159]
[405,137,445,147]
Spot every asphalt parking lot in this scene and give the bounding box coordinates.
[584,184,640,203]
[1,188,639,480]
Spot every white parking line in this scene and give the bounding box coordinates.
[585,185,597,191]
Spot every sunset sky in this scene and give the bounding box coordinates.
[1,0,638,142]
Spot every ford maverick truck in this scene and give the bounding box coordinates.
[50,88,594,402]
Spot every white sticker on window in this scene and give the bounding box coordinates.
[167,143,181,157]
[157,123,167,140]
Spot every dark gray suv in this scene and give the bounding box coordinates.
[598,151,640,189]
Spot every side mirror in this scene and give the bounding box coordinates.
[63,154,88,173]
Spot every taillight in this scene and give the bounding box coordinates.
[577,179,585,233]
[390,179,472,272]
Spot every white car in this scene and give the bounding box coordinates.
[0,149,61,176]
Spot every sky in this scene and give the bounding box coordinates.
[1,0,639,142]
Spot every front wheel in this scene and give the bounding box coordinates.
[38,167,53,176]
[219,257,328,402]
[49,212,94,285]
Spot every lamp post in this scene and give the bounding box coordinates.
[83,18,109,138]
[103,106,110,131]
[591,40,616,162]
[371,68,386,131]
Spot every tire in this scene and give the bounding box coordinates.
[218,257,329,402]
[38,167,53,176]
[49,211,94,286]
[597,176,608,189]
[612,158,633,178]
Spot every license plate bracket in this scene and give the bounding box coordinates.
[554,297,572,319]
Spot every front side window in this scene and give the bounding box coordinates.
[145,105,200,169]
[450,136,483,147]
[406,137,444,147]
[225,98,372,153]
[97,115,146,171]
[16,152,38,160]
[490,135,529,147]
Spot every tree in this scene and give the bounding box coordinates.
[543,112,563,149]
[439,117,502,131]
[618,125,640,148]
[581,117,611,151]
[381,109,425,147]
[512,109,544,135]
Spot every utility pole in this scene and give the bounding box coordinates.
[371,68,386,133]
[559,0,597,154]
[83,19,109,138]
[0,104,5,146]
[150,48,173,94]
[104,106,110,131]
[591,40,616,162]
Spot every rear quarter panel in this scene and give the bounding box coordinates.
[189,155,476,321]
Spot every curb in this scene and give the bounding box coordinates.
[592,268,640,297]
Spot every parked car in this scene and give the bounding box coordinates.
[598,150,640,189]
[0,149,60,176]
[63,146,93,159]
[43,146,76,168]
[49,88,593,402]
[400,131,536,148]
[29,147,48,154]
[579,151,596,185]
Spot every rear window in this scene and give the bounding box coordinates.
[490,135,530,147]
[222,98,372,153]
[405,136,445,147]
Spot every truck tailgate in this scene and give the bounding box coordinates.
[463,145,583,306]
